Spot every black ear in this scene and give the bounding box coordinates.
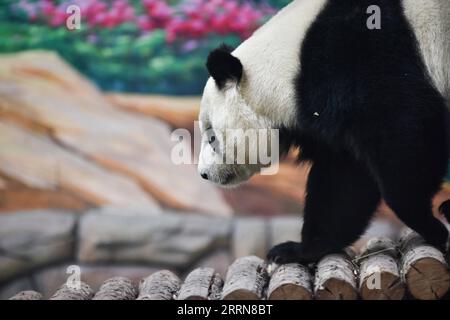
[206,44,243,89]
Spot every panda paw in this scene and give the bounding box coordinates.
[267,241,320,264]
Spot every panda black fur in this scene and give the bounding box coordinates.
[199,0,450,263]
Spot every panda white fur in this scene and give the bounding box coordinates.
[198,0,450,263]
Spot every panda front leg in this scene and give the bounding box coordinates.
[267,154,381,264]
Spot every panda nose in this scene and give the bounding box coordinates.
[201,173,209,180]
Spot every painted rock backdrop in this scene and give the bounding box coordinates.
[0,50,308,215]
[1,0,449,299]
[0,49,309,298]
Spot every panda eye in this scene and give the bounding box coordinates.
[209,136,216,144]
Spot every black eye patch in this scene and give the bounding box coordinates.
[205,127,220,153]
[206,44,243,90]
[205,127,215,144]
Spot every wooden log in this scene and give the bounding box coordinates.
[357,237,405,300]
[50,282,93,300]
[178,267,223,300]
[267,263,312,300]
[314,253,358,300]
[9,290,43,300]
[93,277,137,300]
[222,256,268,300]
[399,229,450,300]
[137,270,181,300]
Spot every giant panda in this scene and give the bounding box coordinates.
[197,0,450,263]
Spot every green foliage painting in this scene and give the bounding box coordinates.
[0,0,289,95]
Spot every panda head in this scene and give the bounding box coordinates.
[197,45,277,187]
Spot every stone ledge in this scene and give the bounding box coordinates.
[0,210,76,282]
[0,207,301,292]
[77,208,232,267]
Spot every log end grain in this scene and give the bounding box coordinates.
[357,237,405,300]
[405,257,450,300]
[315,278,358,300]
[269,283,312,300]
[314,254,358,300]
[360,271,405,300]
[399,229,450,300]
[223,289,260,300]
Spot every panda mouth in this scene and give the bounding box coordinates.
[218,166,258,187]
[220,173,234,185]
[218,172,244,188]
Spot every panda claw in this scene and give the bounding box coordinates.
[267,241,307,264]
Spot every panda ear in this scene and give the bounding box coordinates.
[206,44,243,90]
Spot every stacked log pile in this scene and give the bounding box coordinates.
[10,231,450,300]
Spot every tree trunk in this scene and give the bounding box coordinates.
[222,256,268,300]
[178,267,223,300]
[357,237,405,300]
[9,291,42,300]
[137,270,181,300]
[93,277,137,300]
[50,282,93,300]
[267,263,312,300]
[314,253,358,300]
[399,229,450,300]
